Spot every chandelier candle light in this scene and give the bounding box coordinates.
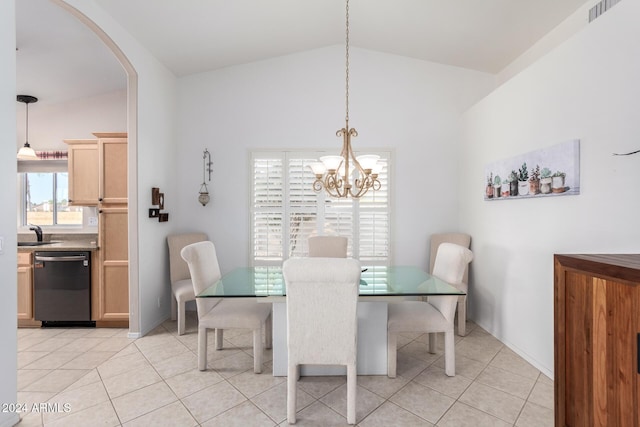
[308,0,382,198]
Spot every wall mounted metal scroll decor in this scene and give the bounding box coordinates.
[484,140,580,201]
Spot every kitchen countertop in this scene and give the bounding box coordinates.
[18,240,98,252]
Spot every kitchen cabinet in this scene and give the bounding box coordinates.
[17,252,40,327]
[64,139,99,206]
[97,207,128,324]
[554,254,640,427]
[94,132,129,326]
[95,133,127,205]
[17,252,32,320]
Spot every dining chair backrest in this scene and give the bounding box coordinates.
[167,232,208,284]
[429,233,471,285]
[308,236,348,258]
[180,241,221,317]
[283,257,360,365]
[432,242,474,289]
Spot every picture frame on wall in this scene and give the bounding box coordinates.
[484,139,580,201]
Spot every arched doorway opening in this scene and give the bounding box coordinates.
[48,0,140,335]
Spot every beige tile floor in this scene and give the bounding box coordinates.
[15,313,554,426]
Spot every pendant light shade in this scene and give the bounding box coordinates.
[17,95,39,160]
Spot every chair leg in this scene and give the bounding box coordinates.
[387,331,397,378]
[265,312,272,349]
[198,326,208,371]
[177,300,186,336]
[428,332,436,354]
[170,294,177,321]
[253,329,263,374]
[215,329,223,350]
[287,363,297,424]
[457,297,466,336]
[444,330,455,376]
[346,363,357,425]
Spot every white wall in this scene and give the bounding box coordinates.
[175,46,496,272]
[497,0,600,85]
[15,89,127,150]
[460,0,640,376]
[0,1,19,426]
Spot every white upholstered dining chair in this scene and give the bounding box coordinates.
[283,257,361,424]
[308,236,348,258]
[429,232,472,336]
[181,241,272,373]
[388,243,474,378]
[167,232,208,335]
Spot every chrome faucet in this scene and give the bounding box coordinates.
[29,224,43,242]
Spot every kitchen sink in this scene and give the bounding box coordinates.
[18,241,58,247]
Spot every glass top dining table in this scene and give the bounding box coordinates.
[196,265,464,298]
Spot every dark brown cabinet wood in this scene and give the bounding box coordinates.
[555,254,640,427]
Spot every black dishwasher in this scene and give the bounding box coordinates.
[34,251,93,326]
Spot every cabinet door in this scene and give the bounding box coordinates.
[98,207,129,321]
[604,278,640,426]
[17,265,33,320]
[557,267,640,427]
[65,139,99,206]
[98,137,128,205]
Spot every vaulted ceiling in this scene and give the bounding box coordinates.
[16,0,592,105]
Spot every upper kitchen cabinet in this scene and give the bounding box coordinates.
[65,139,99,206]
[95,132,127,205]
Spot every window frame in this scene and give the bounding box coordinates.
[19,171,82,228]
[250,148,392,267]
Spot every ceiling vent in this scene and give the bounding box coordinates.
[589,0,622,22]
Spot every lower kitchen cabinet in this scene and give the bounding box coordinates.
[555,254,640,427]
[17,252,32,320]
[96,206,129,326]
[17,252,40,327]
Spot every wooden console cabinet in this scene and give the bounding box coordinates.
[554,254,640,427]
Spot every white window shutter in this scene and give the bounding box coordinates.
[251,150,391,265]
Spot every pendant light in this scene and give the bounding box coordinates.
[16,95,39,160]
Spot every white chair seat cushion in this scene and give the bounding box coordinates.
[172,279,195,302]
[200,299,271,330]
[388,301,451,333]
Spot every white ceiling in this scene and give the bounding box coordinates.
[17,0,593,105]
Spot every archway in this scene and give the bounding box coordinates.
[49,0,140,335]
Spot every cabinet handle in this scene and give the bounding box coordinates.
[99,198,103,202]
[68,199,73,203]
[99,210,103,214]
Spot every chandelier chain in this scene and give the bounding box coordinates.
[345,0,350,123]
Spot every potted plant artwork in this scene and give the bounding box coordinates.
[493,175,502,198]
[529,164,540,195]
[540,167,552,194]
[501,177,511,197]
[552,171,566,193]
[509,170,519,196]
[486,172,493,198]
[517,162,529,196]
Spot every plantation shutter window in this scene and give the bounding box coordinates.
[251,150,391,266]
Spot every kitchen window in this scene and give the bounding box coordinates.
[20,172,82,226]
[251,150,391,266]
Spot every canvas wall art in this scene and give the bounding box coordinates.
[484,140,580,201]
